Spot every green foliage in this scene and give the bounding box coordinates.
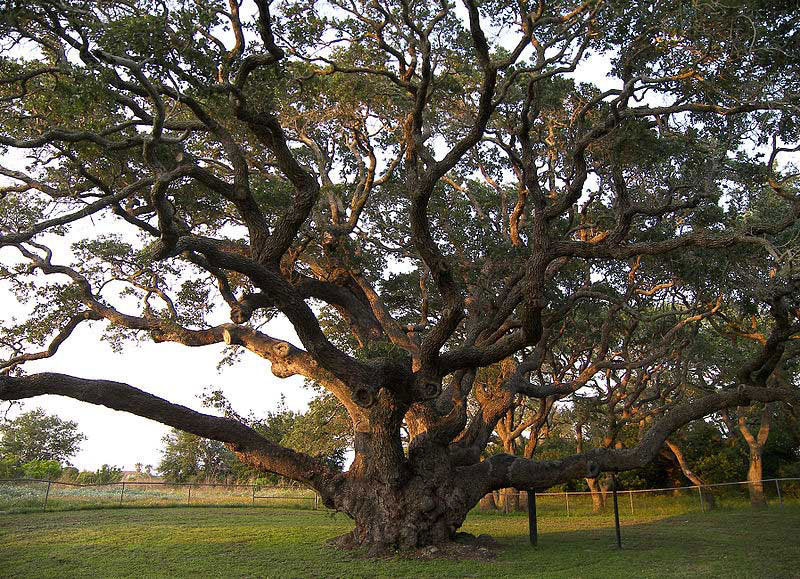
[21,459,62,480]
[0,409,85,465]
[60,466,79,482]
[201,389,352,479]
[0,454,22,479]
[166,389,352,485]
[75,465,123,485]
[158,429,235,484]
[0,0,797,513]
[279,393,351,470]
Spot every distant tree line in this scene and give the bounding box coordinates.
[158,392,351,484]
[0,408,121,483]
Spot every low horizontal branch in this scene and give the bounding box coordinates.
[462,385,799,497]
[0,372,336,489]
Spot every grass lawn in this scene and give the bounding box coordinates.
[1,505,798,578]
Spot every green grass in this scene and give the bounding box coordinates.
[1,506,798,578]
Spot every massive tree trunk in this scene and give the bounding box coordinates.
[330,475,472,555]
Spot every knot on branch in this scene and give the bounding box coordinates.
[150,329,167,343]
[270,361,295,379]
[145,239,178,260]
[273,342,291,358]
[413,375,442,401]
[352,385,376,408]
[230,303,253,323]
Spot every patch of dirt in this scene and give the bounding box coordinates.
[411,533,500,561]
[326,532,501,561]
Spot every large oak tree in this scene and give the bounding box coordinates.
[1,0,799,552]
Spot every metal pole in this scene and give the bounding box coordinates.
[252,484,256,505]
[612,475,621,549]
[527,490,538,546]
[629,490,634,515]
[697,486,705,513]
[565,491,570,517]
[775,480,783,507]
[43,480,52,511]
[187,485,192,506]
[119,482,126,506]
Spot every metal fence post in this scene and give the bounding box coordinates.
[252,484,256,505]
[775,480,783,507]
[612,475,622,549]
[565,491,570,517]
[629,490,634,515]
[119,482,126,506]
[697,486,705,513]
[527,491,538,546]
[187,485,192,506]
[43,480,52,511]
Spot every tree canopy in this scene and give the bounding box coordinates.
[0,0,799,552]
[0,407,85,464]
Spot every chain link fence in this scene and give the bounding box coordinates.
[0,479,321,513]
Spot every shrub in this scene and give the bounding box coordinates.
[60,466,79,481]
[76,464,123,485]
[0,454,23,479]
[21,459,62,480]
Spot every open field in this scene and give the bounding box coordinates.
[1,506,798,578]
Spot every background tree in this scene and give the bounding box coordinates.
[20,458,62,480]
[160,390,351,483]
[0,408,85,466]
[1,0,799,553]
[75,464,123,485]
[158,429,236,483]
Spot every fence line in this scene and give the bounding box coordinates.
[0,478,321,512]
[480,477,800,517]
[1,477,798,514]
[486,477,800,498]
[0,478,313,489]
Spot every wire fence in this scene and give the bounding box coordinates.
[1,477,798,516]
[0,479,321,513]
[478,478,800,517]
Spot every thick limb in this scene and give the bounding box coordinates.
[0,372,340,493]
[461,385,800,501]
